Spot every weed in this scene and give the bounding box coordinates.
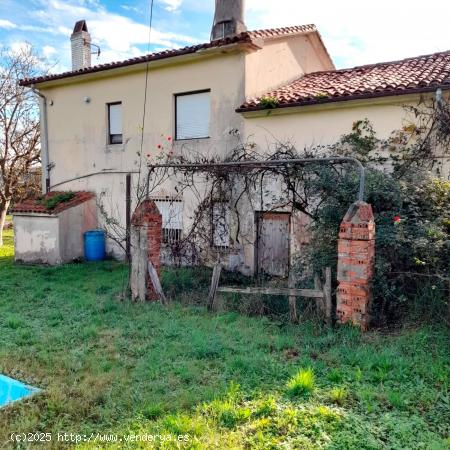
[327,368,343,383]
[259,96,279,109]
[286,368,315,398]
[329,387,348,406]
[39,192,75,210]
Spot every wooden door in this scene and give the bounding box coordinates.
[256,212,290,277]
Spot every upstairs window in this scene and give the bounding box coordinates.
[108,102,123,144]
[155,198,183,244]
[175,90,210,140]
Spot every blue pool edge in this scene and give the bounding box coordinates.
[0,374,41,409]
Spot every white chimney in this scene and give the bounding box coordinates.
[211,0,247,41]
[71,20,91,71]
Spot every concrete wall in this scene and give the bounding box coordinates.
[13,199,97,265]
[58,199,98,262]
[14,214,61,265]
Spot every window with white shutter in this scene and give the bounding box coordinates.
[155,199,183,243]
[212,202,230,248]
[175,91,210,140]
[108,102,123,144]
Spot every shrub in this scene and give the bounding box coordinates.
[293,110,450,325]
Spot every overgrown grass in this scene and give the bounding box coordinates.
[0,234,449,449]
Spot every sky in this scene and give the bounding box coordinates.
[0,0,449,73]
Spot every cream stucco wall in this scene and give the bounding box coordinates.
[243,96,419,149]
[43,51,246,187]
[40,51,247,257]
[245,34,334,98]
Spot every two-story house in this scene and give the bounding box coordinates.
[19,0,450,273]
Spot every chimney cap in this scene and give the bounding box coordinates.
[73,20,88,34]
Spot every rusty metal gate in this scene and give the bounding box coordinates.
[256,212,291,277]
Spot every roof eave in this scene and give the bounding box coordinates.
[20,39,260,88]
[237,85,450,114]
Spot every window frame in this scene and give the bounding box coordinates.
[107,102,123,145]
[174,89,211,141]
[154,198,184,244]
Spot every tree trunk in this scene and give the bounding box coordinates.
[0,200,11,247]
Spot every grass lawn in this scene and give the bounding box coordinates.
[0,230,449,449]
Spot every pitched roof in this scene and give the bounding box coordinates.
[12,191,95,215]
[238,50,450,112]
[20,24,318,87]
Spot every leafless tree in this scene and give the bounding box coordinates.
[0,44,42,246]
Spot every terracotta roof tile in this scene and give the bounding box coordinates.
[20,25,317,87]
[12,191,95,215]
[238,50,450,111]
[247,24,317,40]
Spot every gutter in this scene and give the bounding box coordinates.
[31,85,50,193]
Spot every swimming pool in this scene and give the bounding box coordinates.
[0,374,40,408]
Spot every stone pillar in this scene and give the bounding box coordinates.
[336,201,375,331]
[130,200,162,302]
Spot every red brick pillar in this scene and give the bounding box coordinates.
[336,201,375,330]
[130,200,162,301]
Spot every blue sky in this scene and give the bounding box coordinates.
[1,0,449,73]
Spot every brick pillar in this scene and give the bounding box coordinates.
[336,201,375,331]
[130,200,162,302]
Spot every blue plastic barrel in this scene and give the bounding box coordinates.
[84,230,106,261]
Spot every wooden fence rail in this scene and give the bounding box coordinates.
[208,265,333,325]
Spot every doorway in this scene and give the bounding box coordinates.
[256,212,291,277]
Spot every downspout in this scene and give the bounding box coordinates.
[31,85,50,193]
[436,88,443,109]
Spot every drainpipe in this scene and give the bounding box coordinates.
[436,88,443,109]
[31,85,50,193]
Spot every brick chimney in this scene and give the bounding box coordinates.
[211,0,247,41]
[71,20,91,71]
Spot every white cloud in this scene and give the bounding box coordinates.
[42,45,56,57]
[5,0,448,73]
[31,0,198,65]
[0,19,17,29]
[120,4,141,13]
[246,0,450,68]
[161,0,183,12]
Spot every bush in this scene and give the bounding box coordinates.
[294,114,450,325]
